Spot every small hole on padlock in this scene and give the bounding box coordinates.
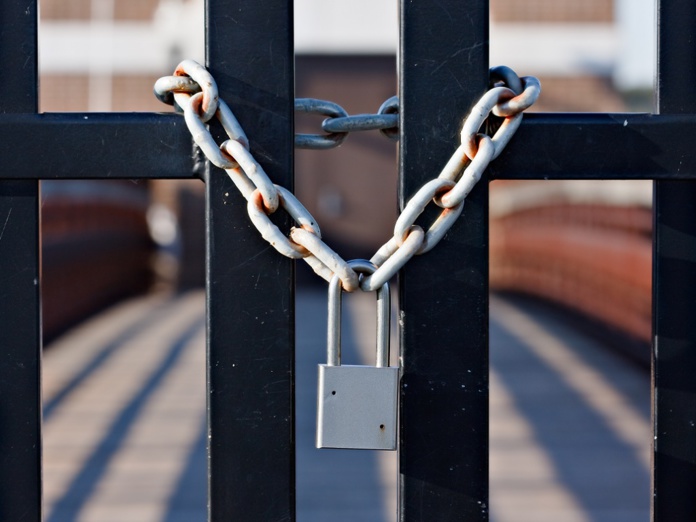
[379,424,385,430]
[331,390,336,395]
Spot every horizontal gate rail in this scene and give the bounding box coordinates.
[0,114,202,179]
[2,112,696,180]
[491,113,696,180]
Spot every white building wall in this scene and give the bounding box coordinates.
[38,0,655,110]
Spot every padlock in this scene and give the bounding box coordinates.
[316,259,399,450]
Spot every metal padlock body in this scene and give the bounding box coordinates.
[316,260,399,450]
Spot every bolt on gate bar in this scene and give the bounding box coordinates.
[1,1,696,521]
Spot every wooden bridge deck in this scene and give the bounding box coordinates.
[42,289,650,521]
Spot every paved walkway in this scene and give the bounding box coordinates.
[42,289,650,521]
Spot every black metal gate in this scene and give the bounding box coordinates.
[1,1,694,520]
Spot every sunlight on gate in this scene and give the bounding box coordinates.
[37,0,657,520]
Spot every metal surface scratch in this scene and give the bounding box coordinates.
[0,208,12,242]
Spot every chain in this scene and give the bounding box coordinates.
[295,96,399,149]
[154,60,540,292]
[155,73,399,151]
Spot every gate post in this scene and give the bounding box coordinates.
[205,1,295,520]
[0,2,42,521]
[399,1,490,520]
[653,1,696,519]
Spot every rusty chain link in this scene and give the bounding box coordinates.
[155,61,540,292]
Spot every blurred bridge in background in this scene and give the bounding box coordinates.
[39,0,656,360]
[42,288,650,522]
[490,179,652,364]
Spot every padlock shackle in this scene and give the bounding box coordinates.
[375,275,390,368]
[327,274,343,366]
[327,259,390,367]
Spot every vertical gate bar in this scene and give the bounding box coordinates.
[399,1,489,520]
[0,1,41,521]
[205,1,295,521]
[653,2,696,520]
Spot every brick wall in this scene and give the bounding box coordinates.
[529,76,626,113]
[41,74,172,112]
[491,0,613,23]
[41,0,90,20]
[113,0,161,21]
[41,0,161,21]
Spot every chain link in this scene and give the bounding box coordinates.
[377,96,400,141]
[295,95,399,149]
[294,98,349,149]
[155,61,539,293]
[156,79,399,150]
